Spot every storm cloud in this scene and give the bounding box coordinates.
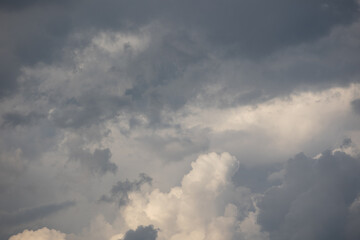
[123,225,158,240]
[1,0,360,239]
[258,150,360,240]
[100,173,152,206]
[0,201,75,239]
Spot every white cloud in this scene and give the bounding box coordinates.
[9,228,66,240]
[176,84,360,162]
[110,152,267,240]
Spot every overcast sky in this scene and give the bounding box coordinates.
[1,1,360,240]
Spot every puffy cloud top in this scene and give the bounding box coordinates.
[9,227,66,240]
[118,152,265,240]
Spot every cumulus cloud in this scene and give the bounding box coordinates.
[113,152,266,240]
[8,148,360,240]
[9,227,66,240]
[258,150,360,240]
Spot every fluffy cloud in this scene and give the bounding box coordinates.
[9,227,66,240]
[8,147,360,240]
[114,152,266,240]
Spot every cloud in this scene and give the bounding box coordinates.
[351,98,360,115]
[0,0,358,99]
[69,148,117,176]
[114,152,266,240]
[49,94,129,129]
[178,84,360,163]
[123,225,158,240]
[0,201,75,227]
[2,111,44,127]
[100,173,152,206]
[8,227,66,240]
[166,0,359,56]
[258,150,360,240]
[8,147,360,240]
[0,201,75,239]
[1,1,360,239]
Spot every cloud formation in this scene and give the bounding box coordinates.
[258,150,360,240]
[0,201,75,239]
[123,225,158,240]
[69,148,117,176]
[2,0,360,239]
[8,227,66,240]
[7,147,360,240]
[115,152,266,240]
[100,173,152,206]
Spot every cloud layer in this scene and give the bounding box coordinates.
[2,0,360,239]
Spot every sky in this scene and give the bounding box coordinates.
[1,0,360,239]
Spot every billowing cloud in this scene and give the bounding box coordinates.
[7,147,360,240]
[258,150,360,240]
[1,0,360,239]
[0,0,359,99]
[9,227,66,240]
[114,152,266,240]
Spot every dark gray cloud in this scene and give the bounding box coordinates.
[258,150,360,240]
[351,98,360,115]
[50,94,129,129]
[123,225,158,240]
[100,173,152,206]
[0,0,65,10]
[69,148,117,176]
[166,0,359,56]
[1,0,358,99]
[2,111,44,127]
[1,1,360,239]
[341,138,353,148]
[232,162,283,193]
[0,201,75,239]
[347,198,360,240]
[0,201,75,227]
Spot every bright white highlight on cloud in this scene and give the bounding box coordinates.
[9,227,66,240]
[92,31,149,53]
[178,84,360,158]
[112,152,268,240]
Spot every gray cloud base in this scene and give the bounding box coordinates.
[100,173,152,206]
[0,0,359,98]
[123,225,158,240]
[258,151,360,240]
[0,201,75,239]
